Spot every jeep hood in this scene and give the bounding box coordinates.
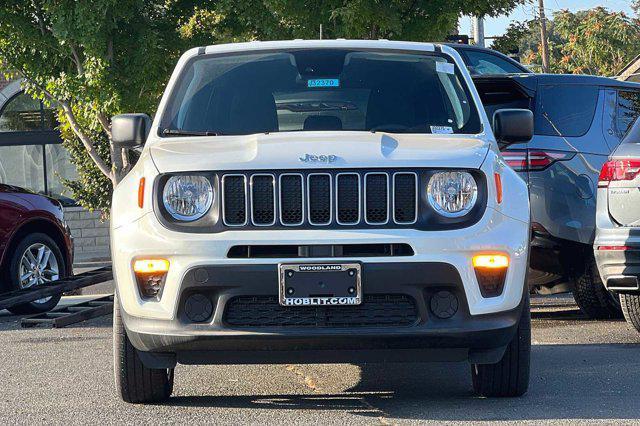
[148,132,489,173]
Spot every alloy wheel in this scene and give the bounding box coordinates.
[17,243,59,304]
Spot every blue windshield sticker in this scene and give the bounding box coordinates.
[307,78,340,88]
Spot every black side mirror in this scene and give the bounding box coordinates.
[493,108,533,149]
[111,113,151,148]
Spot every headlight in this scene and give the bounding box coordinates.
[427,171,478,217]
[162,175,213,221]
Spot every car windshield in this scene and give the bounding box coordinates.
[160,48,482,136]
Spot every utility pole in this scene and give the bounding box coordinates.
[472,16,485,47]
[538,0,550,73]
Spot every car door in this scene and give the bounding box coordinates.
[0,190,27,267]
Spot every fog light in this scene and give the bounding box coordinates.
[430,290,459,319]
[472,254,508,298]
[133,259,169,300]
[184,293,213,322]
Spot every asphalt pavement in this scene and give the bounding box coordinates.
[0,294,639,425]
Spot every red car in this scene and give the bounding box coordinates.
[0,184,73,314]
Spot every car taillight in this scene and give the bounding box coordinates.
[598,159,640,188]
[502,150,575,172]
[502,150,527,171]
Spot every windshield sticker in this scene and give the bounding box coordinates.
[436,62,455,75]
[430,125,454,134]
[307,78,340,88]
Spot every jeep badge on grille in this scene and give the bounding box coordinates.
[299,154,338,163]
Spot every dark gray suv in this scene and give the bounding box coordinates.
[474,74,640,318]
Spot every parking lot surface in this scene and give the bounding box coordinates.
[1,294,639,425]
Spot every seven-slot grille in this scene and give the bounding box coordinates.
[222,171,417,228]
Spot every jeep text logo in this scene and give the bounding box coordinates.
[299,153,338,163]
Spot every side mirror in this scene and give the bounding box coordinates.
[493,108,533,149]
[111,113,151,148]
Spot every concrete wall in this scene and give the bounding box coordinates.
[63,207,110,263]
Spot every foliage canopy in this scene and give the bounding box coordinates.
[492,7,640,76]
[0,0,523,212]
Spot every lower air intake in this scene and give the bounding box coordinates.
[223,294,419,328]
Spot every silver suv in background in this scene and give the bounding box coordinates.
[474,74,640,319]
[595,118,640,331]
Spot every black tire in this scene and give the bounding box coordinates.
[4,233,65,315]
[113,295,174,403]
[620,293,640,333]
[572,255,622,320]
[471,295,531,397]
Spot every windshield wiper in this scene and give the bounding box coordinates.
[162,129,222,136]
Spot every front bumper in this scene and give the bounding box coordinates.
[112,203,529,366]
[122,262,525,367]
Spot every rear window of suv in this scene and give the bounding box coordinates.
[160,49,482,136]
[535,85,599,137]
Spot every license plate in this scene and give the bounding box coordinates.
[278,263,362,306]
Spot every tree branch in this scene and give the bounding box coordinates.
[121,148,130,171]
[31,0,47,36]
[107,39,114,62]
[70,43,84,75]
[96,111,112,139]
[60,101,114,183]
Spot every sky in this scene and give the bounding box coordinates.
[460,0,636,46]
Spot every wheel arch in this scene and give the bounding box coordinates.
[0,218,71,281]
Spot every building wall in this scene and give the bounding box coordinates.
[63,207,111,263]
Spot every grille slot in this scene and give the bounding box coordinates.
[393,173,418,224]
[365,173,389,224]
[222,175,247,226]
[307,174,332,225]
[223,294,419,328]
[227,243,415,258]
[251,174,275,225]
[279,174,304,226]
[336,173,360,224]
[219,170,419,228]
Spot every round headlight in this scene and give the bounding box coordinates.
[427,171,478,217]
[162,175,213,221]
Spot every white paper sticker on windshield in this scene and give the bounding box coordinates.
[430,125,454,134]
[436,62,455,75]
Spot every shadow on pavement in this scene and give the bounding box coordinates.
[168,343,640,422]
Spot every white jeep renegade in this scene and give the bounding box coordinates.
[110,40,533,403]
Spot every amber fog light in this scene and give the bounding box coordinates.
[133,259,169,300]
[472,254,509,298]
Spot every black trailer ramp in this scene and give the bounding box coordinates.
[0,266,112,312]
[21,295,114,328]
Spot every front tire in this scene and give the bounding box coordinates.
[620,293,640,333]
[471,295,531,397]
[571,255,622,320]
[113,295,174,403]
[4,233,65,315]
